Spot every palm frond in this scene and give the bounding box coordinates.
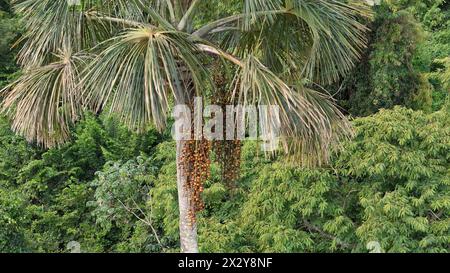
[6,0,366,166]
[1,49,89,147]
[200,0,371,85]
[82,26,210,132]
[291,0,371,84]
[232,56,351,166]
[242,0,281,30]
[12,0,158,67]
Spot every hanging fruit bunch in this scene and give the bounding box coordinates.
[211,61,242,188]
[180,97,212,224]
[181,138,211,214]
[213,139,241,187]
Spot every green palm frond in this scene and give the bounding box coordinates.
[1,48,89,147]
[199,0,371,85]
[214,15,312,78]
[12,0,165,67]
[283,86,352,166]
[242,0,282,30]
[232,56,351,165]
[290,0,371,84]
[82,26,210,132]
[151,0,176,23]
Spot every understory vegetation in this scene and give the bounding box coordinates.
[1,105,448,253]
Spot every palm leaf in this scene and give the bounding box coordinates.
[12,0,163,67]
[1,49,89,147]
[232,56,351,166]
[82,26,210,132]
[290,0,371,84]
[199,0,371,85]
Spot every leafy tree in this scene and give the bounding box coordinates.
[106,106,448,253]
[0,105,448,252]
[90,156,166,252]
[340,107,449,252]
[0,0,21,88]
[1,0,369,252]
[413,0,450,110]
[339,2,433,116]
[0,114,164,252]
[381,0,450,111]
[0,186,29,252]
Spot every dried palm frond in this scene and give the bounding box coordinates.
[1,48,89,147]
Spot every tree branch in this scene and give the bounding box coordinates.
[302,220,355,249]
[116,198,165,250]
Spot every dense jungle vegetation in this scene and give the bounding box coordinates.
[0,0,449,253]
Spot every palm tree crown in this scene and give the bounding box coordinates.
[2,0,370,166]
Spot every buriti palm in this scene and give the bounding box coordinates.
[1,0,370,253]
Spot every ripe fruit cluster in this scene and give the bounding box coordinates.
[179,61,244,224]
[211,63,243,187]
[181,138,211,223]
[213,139,241,187]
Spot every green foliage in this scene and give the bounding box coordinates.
[0,114,165,252]
[0,2,21,88]
[336,0,450,114]
[339,107,450,252]
[91,107,450,253]
[137,106,448,253]
[409,0,450,110]
[0,104,448,253]
[342,4,433,116]
[0,188,29,252]
[0,0,448,254]
[90,157,165,252]
[193,0,242,28]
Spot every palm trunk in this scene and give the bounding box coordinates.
[176,139,199,253]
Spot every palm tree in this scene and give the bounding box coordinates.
[1,0,370,253]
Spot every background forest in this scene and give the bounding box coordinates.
[0,0,449,253]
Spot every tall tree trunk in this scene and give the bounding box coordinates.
[176,139,199,253]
